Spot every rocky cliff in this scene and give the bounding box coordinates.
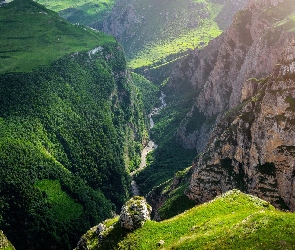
[169,0,295,153]
[182,0,295,210]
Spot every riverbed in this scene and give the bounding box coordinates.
[131,92,166,196]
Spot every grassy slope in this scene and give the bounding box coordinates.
[125,0,223,69]
[0,0,114,74]
[35,0,116,26]
[80,190,295,250]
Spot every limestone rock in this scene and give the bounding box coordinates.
[120,196,152,230]
[186,39,295,210]
[168,0,295,154]
[0,230,15,250]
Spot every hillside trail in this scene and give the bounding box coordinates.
[131,92,166,196]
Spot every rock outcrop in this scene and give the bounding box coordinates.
[183,0,295,210]
[120,196,152,230]
[0,230,15,250]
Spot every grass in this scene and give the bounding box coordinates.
[0,0,115,74]
[128,20,222,69]
[80,190,295,250]
[125,0,223,69]
[35,0,116,26]
[35,179,83,222]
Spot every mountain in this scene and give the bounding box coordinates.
[157,0,295,210]
[135,0,295,218]
[75,190,295,249]
[34,0,247,84]
[102,0,247,82]
[0,0,150,249]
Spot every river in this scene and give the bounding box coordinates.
[131,92,166,196]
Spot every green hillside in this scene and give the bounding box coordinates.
[0,0,148,249]
[108,0,224,70]
[33,0,246,74]
[35,0,116,26]
[78,190,295,250]
[0,0,115,74]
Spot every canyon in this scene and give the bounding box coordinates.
[1,0,295,249]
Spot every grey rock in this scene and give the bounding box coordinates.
[120,196,152,230]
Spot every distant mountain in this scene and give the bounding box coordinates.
[102,0,247,71]
[0,0,150,249]
[34,0,247,84]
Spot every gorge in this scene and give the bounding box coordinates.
[1,0,295,249]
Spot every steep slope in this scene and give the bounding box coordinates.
[76,190,295,249]
[0,0,116,74]
[34,0,247,85]
[102,0,247,71]
[158,0,295,210]
[167,0,295,153]
[145,0,295,215]
[0,0,147,249]
[187,36,295,210]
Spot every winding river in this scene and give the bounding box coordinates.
[131,92,166,196]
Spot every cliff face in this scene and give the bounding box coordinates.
[169,0,295,153]
[184,0,295,210]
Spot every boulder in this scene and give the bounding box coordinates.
[120,196,152,230]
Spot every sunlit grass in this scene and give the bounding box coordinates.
[82,190,295,250]
[35,179,83,222]
[35,0,114,12]
[128,17,222,69]
[126,0,223,69]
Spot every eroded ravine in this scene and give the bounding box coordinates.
[131,92,166,196]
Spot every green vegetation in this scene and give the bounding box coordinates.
[0,0,115,74]
[135,80,196,194]
[0,0,148,249]
[79,190,295,249]
[35,179,83,222]
[35,0,116,26]
[148,167,196,220]
[128,20,222,69]
[126,0,223,69]
[131,73,160,115]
